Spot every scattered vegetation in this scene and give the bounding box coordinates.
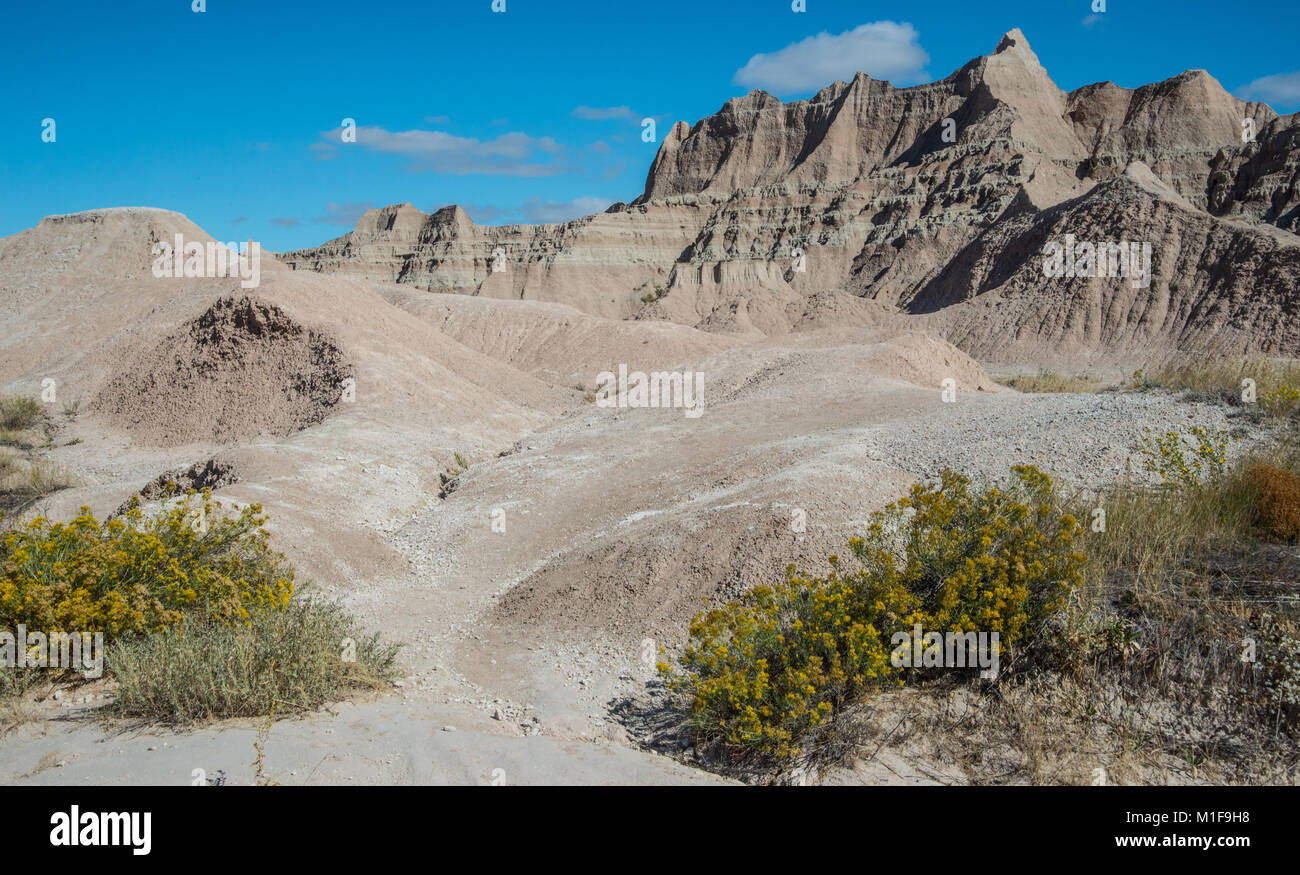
[997,372,1104,394]
[251,711,279,786]
[1138,425,1231,485]
[1046,429,1300,780]
[446,451,470,477]
[1125,358,1300,419]
[639,285,667,304]
[0,491,400,723]
[0,430,33,451]
[0,680,41,735]
[0,394,74,515]
[661,422,1300,782]
[0,453,72,517]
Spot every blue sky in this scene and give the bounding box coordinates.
[2,0,1298,252]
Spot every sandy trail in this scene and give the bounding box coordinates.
[2,352,1256,785]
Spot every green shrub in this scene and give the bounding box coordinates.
[663,562,912,763]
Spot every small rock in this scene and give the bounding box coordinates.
[442,725,457,732]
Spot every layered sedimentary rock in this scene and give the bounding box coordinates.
[916,163,1300,362]
[281,29,1299,361]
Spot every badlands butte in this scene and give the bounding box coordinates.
[2,29,1298,785]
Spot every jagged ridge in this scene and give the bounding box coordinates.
[279,29,1300,362]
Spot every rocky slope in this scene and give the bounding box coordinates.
[281,29,1299,363]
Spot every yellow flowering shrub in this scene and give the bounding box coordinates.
[1260,384,1300,418]
[0,492,293,639]
[857,466,1086,643]
[661,466,1085,764]
[1139,426,1231,486]
[662,563,914,762]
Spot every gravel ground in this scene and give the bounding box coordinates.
[861,388,1276,492]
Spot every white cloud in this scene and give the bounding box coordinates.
[1235,71,1300,109]
[572,105,638,121]
[733,21,929,95]
[522,196,614,223]
[314,201,374,226]
[458,203,513,223]
[320,126,570,176]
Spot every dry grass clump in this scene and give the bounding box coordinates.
[998,372,1103,393]
[1036,433,1300,781]
[0,396,42,432]
[0,394,73,516]
[0,453,73,516]
[1249,463,1300,542]
[1126,357,1300,418]
[110,599,400,723]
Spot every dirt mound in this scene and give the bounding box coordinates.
[380,287,739,386]
[699,327,996,409]
[111,457,240,517]
[95,296,353,446]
